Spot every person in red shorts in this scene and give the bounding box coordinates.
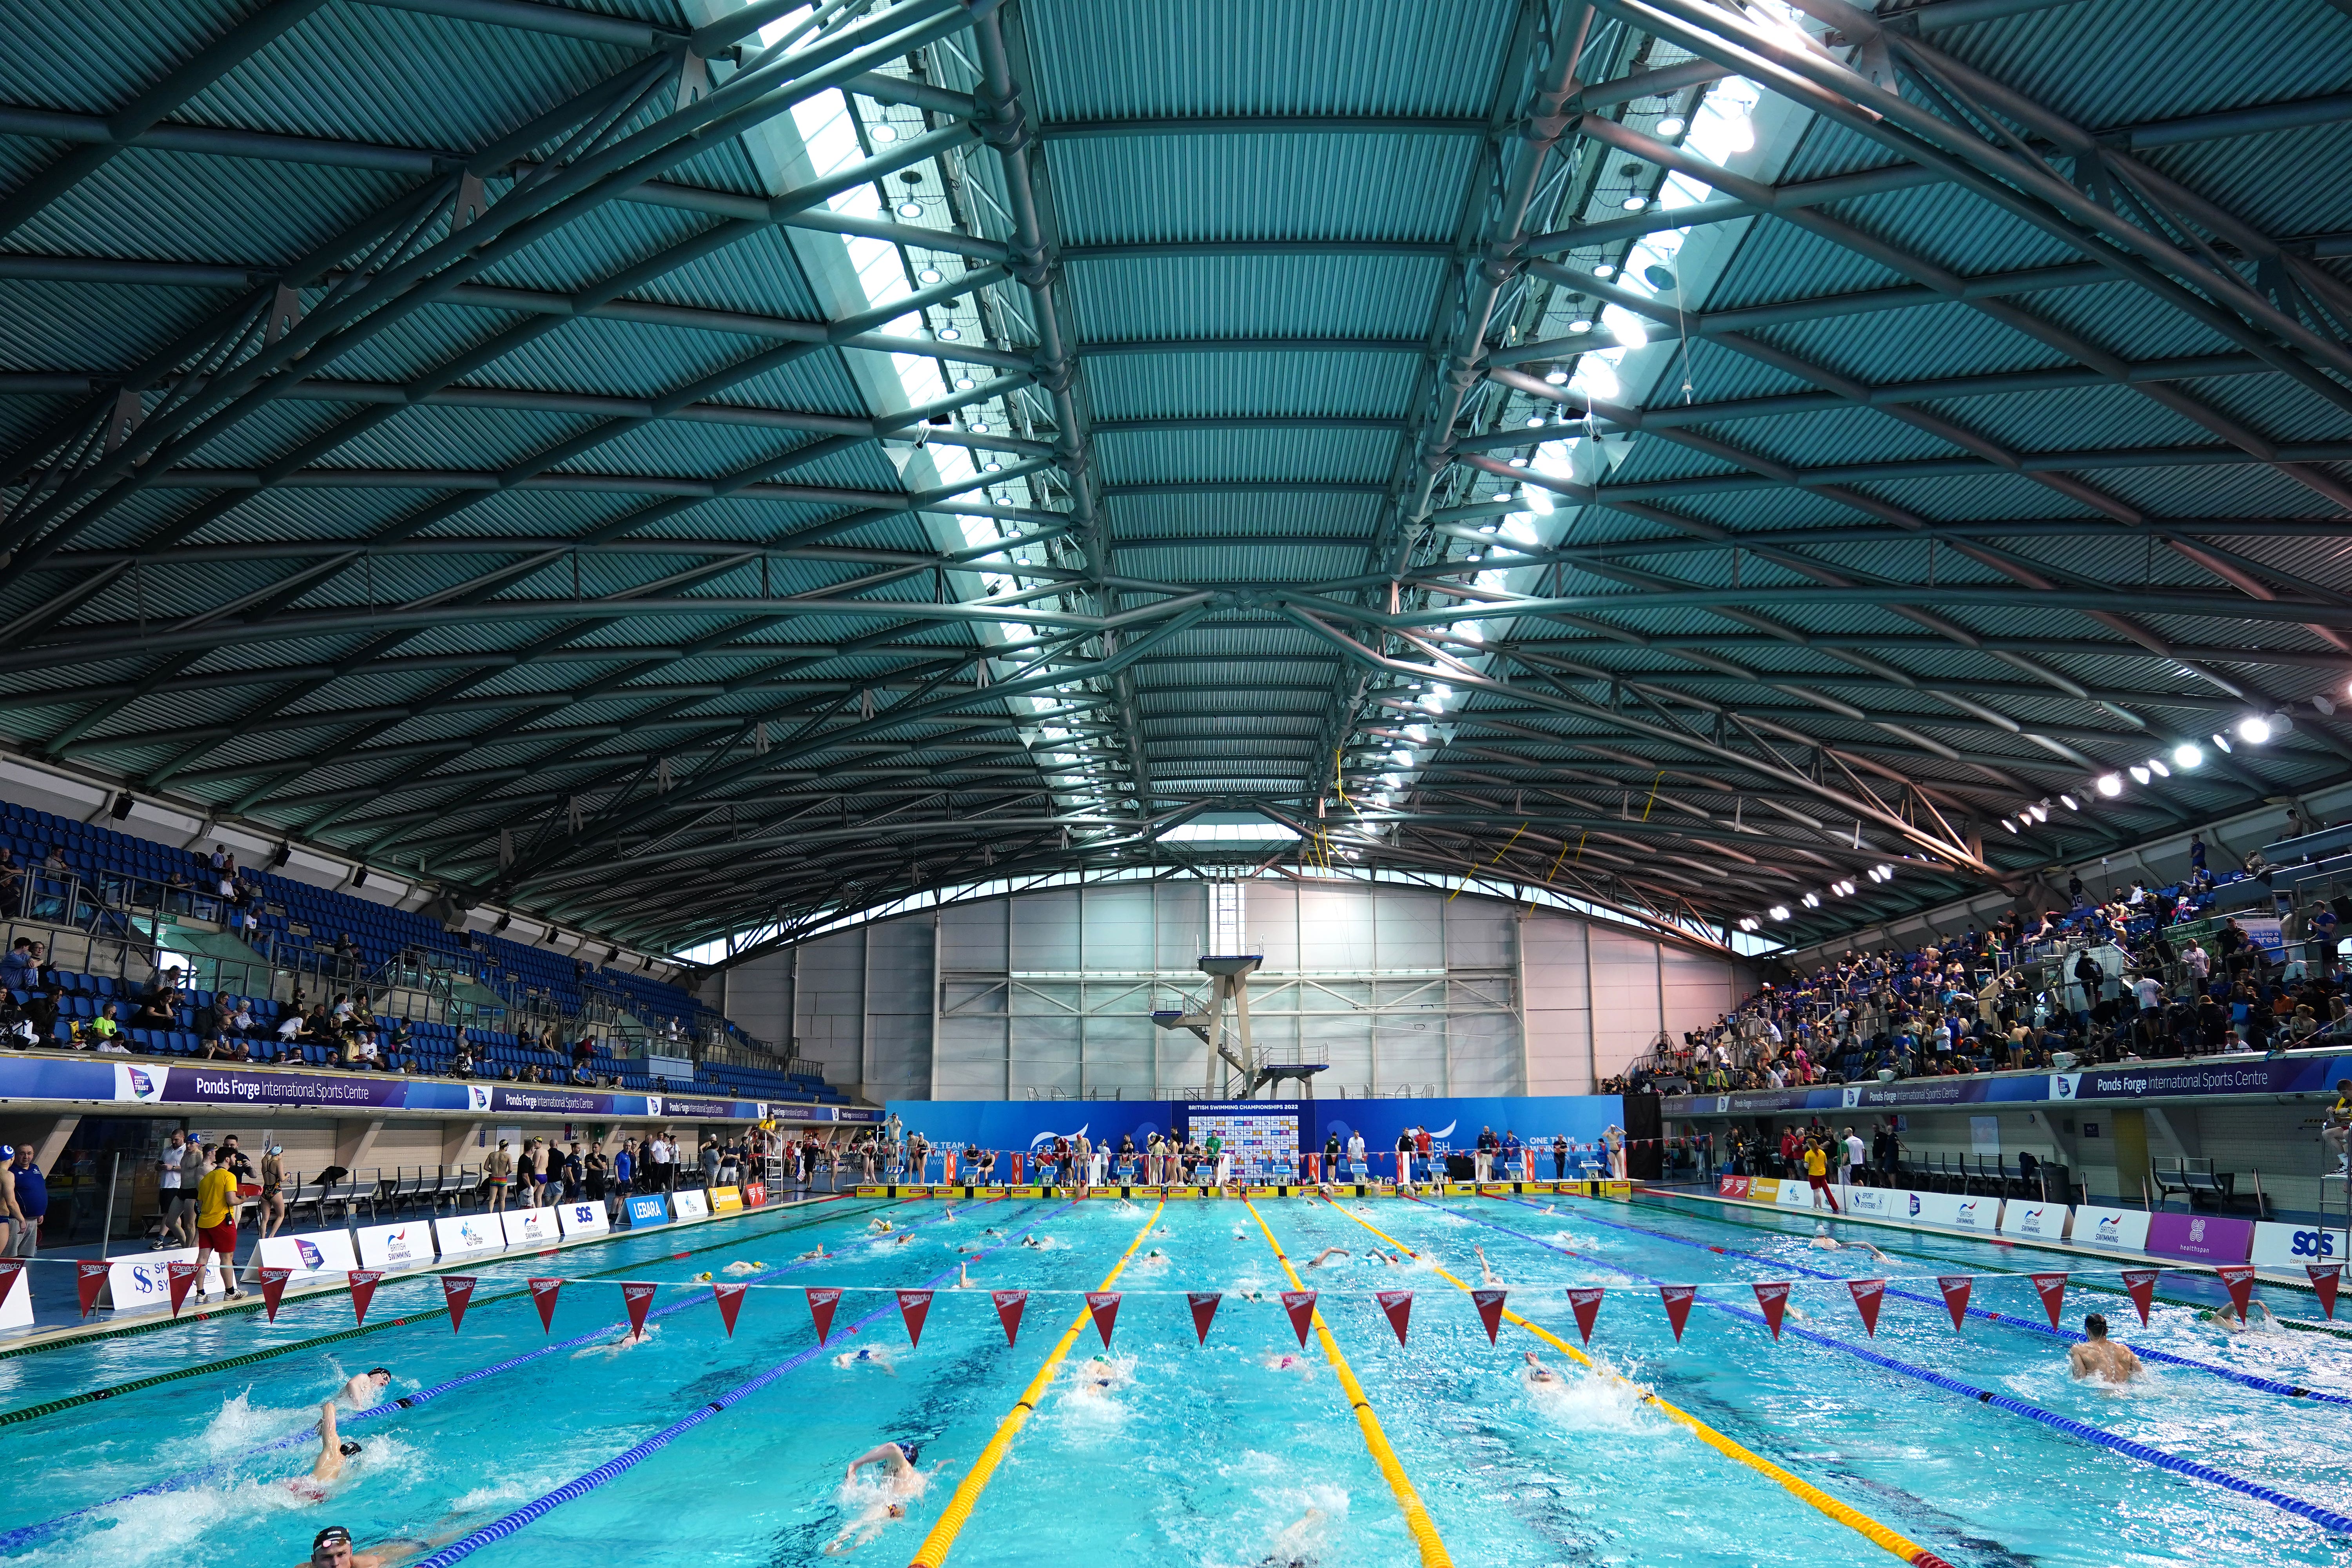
[191,1142,245,1301]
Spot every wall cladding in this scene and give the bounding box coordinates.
[711,880,1753,1102]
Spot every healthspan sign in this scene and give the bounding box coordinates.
[1667,1053,2352,1117]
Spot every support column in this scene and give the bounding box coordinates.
[334,1116,385,1177]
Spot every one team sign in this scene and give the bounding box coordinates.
[354,1221,436,1271]
[256,1227,361,1280]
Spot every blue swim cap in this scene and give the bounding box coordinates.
[898,1440,922,1465]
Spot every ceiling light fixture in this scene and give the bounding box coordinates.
[936,326,959,340]
[917,267,942,284]
[2211,731,2232,753]
[954,377,974,389]
[1656,115,1687,136]
[2129,765,2151,784]
[1802,891,1821,907]
[1544,367,1568,384]
[1769,904,1789,921]
[2238,714,2274,744]
[1593,265,1614,278]
[2060,793,2079,811]
[2096,772,2123,797]
[2171,743,2201,769]
[1620,196,1646,211]
[897,200,923,218]
[871,124,897,143]
[983,461,1002,472]
[2002,818,2018,833]
[2147,757,2169,778]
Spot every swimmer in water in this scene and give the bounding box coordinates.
[2069,1312,2143,1381]
[1810,1223,1894,1263]
[953,1261,978,1290]
[2201,1299,2283,1334]
[1069,1355,1127,1397]
[894,1233,913,1246]
[1521,1349,1563,1387]
[1261,1351,1312,1374]
[722,1259,765,1276]
[607,1326,654,1353]
[336,1369,391,1410]
[1134,1248,1170,1270]
[1475,1246,1503,1287]
[835,1346,896,1375]
[798,1244,832,1262]
[868,1218,895,1235]
[827,1441,937,1554]
[295,1523,387,1568]
[1021,1235,1045,1249]
[983,1226,1004,1238]
[1304,1247,1350,1268]
[287,1400,361,1503]
[1256,1506,1328,1568]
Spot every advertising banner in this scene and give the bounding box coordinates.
[657,1097,743,1120]
[1716,1176,1751,1199]
[432,1212,506,1262]
[1666,1053,2352,1117]
[105,1250,230,1310]
[500,1208,559,1249]
[1744,1178,1782,1204]
[117,1062,408,1111]
[626,1194,670,1229]
[2147,1211,2254,1265]
[741,1181,767,1208]
[1836,1184,1912,1222]
[2251,1220,2347,1272]
[709,1186,744,1212]
[256,1227,361,1280]
[672,1189,711,1221]
[555,1199,610,1238]
[1911,1191,2002,1233]
[354,1221,437,1271]
[1997,1200,2070,1243]
[2070,1205,2155,1254]
[1775,1179,1818,1209]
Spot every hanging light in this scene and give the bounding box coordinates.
[2171,743,2202,769]
[1568,319,1593,334]
[1656,115,1687,136]
[954,377,974,390]
[1544,367,1568,385]
[1593,264,1615,278]
[1802,892,1821,907]
[898,200,924,218]
[2060,793,2079,811]
[2238,714,2274,744]
[2096,773,2123,797]
[1877,864,1895,879]
[2211,731,2232,753]
[1620,196,1647,211]
[2030,802,2049,821]
[983,461,1002,473]
[2147,757,2170,778]
[871,124,898,143]
[1769,905,1790,921]
[2002,818,2018,833]
[2128,765,2150,784]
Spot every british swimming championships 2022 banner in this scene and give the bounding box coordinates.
[882,1095,1625,1163]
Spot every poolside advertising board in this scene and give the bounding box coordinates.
[671,1190,711,1221]
[1669,1053,2352,1117]
[708,1185,743,1212]
[626,1194,670,1229]
[2069,1205,2155,1254]
[1775,1179,1817,1209]
[1910,1191,2001,1233]
[433,1212,505,1261]
[555,1199,609,1238]
[1997,1200,2070,1242]
[104,1250,230,1310]
[2146,1211,2254,1264]
[2251,1220,2346,1272]
[1836,1183,1907,1221]
[741,1182,766,1208]
[256,1227,361,1281]
[501,1208,559,1249]
[0,1268,28,1328]
[354,1220,436,1270]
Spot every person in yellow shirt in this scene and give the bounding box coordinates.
[192,1144,244,1302]
[1802,1138,1840,1214]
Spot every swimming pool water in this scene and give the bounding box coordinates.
[5,1192,2347,1567]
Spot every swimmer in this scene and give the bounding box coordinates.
[606,1325,654,1353]
[2201,1299,2283,1334]
[287,1400,360,1503]
[867,1218,895,1235]
[834,1346,897,1375]
[295,1524,390,1568]
[1256,1506,1328,1568]
[1810,1223,1895,1263]
[953,1261,978,1290]
[1521,1349,1563,1388]
[827,1440,937,1554]
[1068,1355,1127,1397]
[798,1244,832,1262]
[1475,1246,1503,1288]
[2069,1312,2143,1381]
[693,1271,714,1283]
[336,1368,392,1410]
[984,1226,1004,1238]
[1261,1351,1312,1374]
[894,1233,914,1246]
[722,1259,765,1276]
[1021,1235,1045,1249]
[1304,1247,1350,1269]
[1134,1248,1170,1269]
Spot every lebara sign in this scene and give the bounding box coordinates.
[626,1194,670,1229]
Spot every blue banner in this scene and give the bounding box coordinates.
[1664,1054,2352,1117]
[626,1194,670,1228]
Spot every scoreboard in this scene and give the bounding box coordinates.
[1183,1102,1299,1174]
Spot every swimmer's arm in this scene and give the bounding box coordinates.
[846,1442,907,1481]
[313,1399,343,1480]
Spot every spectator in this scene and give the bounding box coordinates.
[199,1033,251,1062]
[700,1140,720,1189]
[85,1001,121,1049]
[162,1128,198,1246]
[450,1041,475,1078]
[24,985,58,1047]
[2310,901,2339,969]
[0,938,35,992]
[129,989,176,1030]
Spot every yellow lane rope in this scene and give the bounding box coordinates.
[905,1202,1165,1568]
[1321,1199,1956,1568]
[1244,1199,1454,1568]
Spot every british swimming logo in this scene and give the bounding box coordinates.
[2095,1214,2122,1244]
[1955,1200,1979,1225]
[1907,1192,1922,1216]
[2292,1228,2337,1259]
[294,1239,324,1269]
[2015,1206,2047,1234]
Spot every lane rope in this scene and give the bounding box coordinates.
[0,1199,959,1551]
[1318,1198,1957,1568]
[904,1201,1166,1568]
[1548,1198,2352,1404]
[0,1197,880,1429]
[1439,1199,2352,1538]
[407,1200,1073,1568]
[1244,1200,1453,1568]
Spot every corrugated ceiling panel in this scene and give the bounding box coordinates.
[1053,134,1476,246]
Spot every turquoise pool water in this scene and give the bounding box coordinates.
[5,1193,2347,1566]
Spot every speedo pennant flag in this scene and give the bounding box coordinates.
[1751,1280,1791,1339]
[165,1260,200,1316]
[2310,1263,2342,1320]
[1472,1289,1508,1345]
[258,1267,292,1323]
[2030,1272,2068,1328]
[806,1286,842,1344]
[1376,1290,1412,1346]
[76,1259,109,1318]
[1187,1292,1221,1346]
[1846,1278,1887,1337]
[2120,1269,2160,1327]
[1566,1286,1603,1345]
[1087,1291,1122,1347]
[1937,1276,1972,1331]
[347,1270,384,1327]
[1657,1283,1696,1342]
[529,1277,562,1332]
[621,1281,657,1337]
[2216,1265,2256,1319]
[713,1284,746,1336]
[992,1289,1027,1347]
[1280,1290,1316,1347]
[897,1289,933,1348]
[441,1275,475,1333]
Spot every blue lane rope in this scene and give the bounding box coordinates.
[1419,1199,2352,1538]
[0,1200,976,1553]
[407,1200,1076,1568]
[1539,1198,2352,1406]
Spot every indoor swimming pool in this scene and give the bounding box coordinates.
[4,1191,2346,1567]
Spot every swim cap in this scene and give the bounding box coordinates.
[338,1440,362,1456]
[366,1367,390,1379]
[898,1440,922,1465]
[313,1526,354,1548]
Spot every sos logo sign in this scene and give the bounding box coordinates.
[2293,1228,2339,1259]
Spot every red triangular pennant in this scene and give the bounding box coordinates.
[1188,1291,1222,1345]
[1566,1286,1604,1345]
[2120,1268,2160,1327]
[1376,1289,1413,1346]
[165,1259,200,1316]
[2216,1265,2256,1318]
[76,1259,110,1318]
[1087,1290,1122,1347]
[622,1281,657,1337]
[1280,1289,1317,1347]
[258,1266,292,1323]
[347,1269,383,1327]
[1658,1283,1696,1342]
[2030,1272,2067,1328]
[993,1289,1027,1347]
[806,1286,842,1344]
[442,1275,475,1333]
[0,1261,21,1310]
[713,1283,746,1336]
[1472,1288,1508,1345]
[1937,1275,1972,1330]
[898,1288,933,1348]
[2310,1264,2342,1320]
[1847,1278,1887,1337]
[1752,1281,1791,1340]
[530,1276,562,1332]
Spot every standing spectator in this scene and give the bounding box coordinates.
[2189,833,2207,875]
[2309,901,2340,970]
[165,1127,202,1245]
[700,1139,720,1190]
[8,1144,45,1258]
[1842,1125,1867,1190]
[191,1145,243,1302]
[613,1138,634,1195]
[484,1139,514,1212]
